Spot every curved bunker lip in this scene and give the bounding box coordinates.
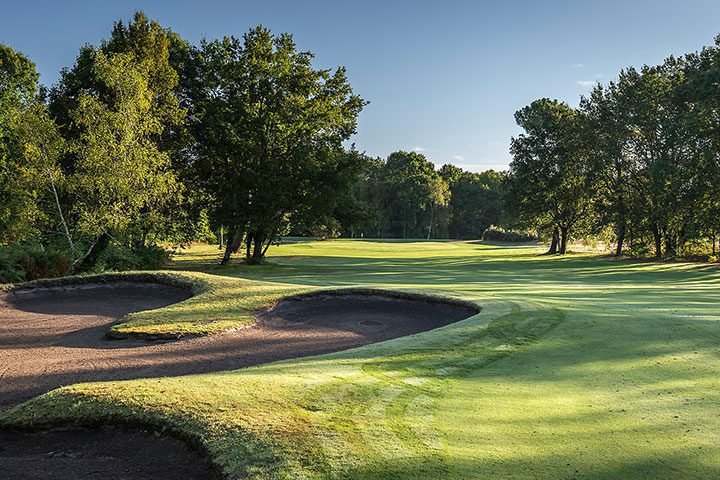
[4,281,193,317]
[260,287,480,341]
[0,427,220,480]
[0,284,479,480]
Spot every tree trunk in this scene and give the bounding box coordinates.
[245,232,252,261]
[427,204,434,240]
[69,232,112,274]
[219,226,224,250]
[664,228,675,258]
[615,219,626,257]
[712,233,717,256]
[47,167,75,255]
[546,226,559,255]
[559,226,569,255]
[231,232,243,253]
[651,224,662,258]
[261,235,274,257]
[248,231,266,264]
[678,225,687,257]
[220,227,236,265]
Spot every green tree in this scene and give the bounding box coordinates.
[382,151,449,238]
[580,82,636,256]
[68,50,180,271]
[16,103,69,249]
[48,12,190,251]
[49,11,184,144]
[193,27,366,264]
[441,165,506,239]
[508,99,591,254]
[0,44,42,243]
[616,61,691,257]
[679,38,720,254]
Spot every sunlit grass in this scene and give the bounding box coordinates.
[3,239,720,478]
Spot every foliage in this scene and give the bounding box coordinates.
[70,50,179,240]
[441,166,507,239]
[0,44,43,243]
[191,27,366,264]
[509,36,720,258]
[508,99,591,254]
[95,244,173,272]
[47,12,188,263]
[0,243,71,282]
[481,225,537,243]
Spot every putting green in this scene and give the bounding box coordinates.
[2,240,720,479]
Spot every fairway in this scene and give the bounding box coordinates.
[2,239,719,479]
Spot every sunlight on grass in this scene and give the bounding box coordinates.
[3,240,720,479]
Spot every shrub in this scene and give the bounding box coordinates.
[96,244,172,272]
[481,225,537,243]
[0,244,72,283]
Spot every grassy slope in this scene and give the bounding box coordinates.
[3,240,720,479]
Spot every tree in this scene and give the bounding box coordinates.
[615,61,690,258]
[580,82,636,256]
[341,155,388,238]
[381,151,449,238]
[508,99,591,254]
[16,103,69,249]
[192,27,366,264]
[48,12,190,253]
[441,165,506,239]
[68,50,180,271]
[0,44,46,243]
[679,38,720,255]
[50,12,185,145]
[425,175,450,239]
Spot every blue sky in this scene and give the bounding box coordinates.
[2,0,720,171]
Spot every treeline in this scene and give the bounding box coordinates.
[0,11,512,281]
[1,11,369,278]
[322,151,507,240]
[507,36,720,258]
[5,11,717,282]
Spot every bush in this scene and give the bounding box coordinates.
[481,225,537,243]
[0,244,72,283]
[96,244,172,272]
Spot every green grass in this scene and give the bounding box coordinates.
[3,240,720,479]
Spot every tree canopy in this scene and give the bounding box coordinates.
[192,27,366,263]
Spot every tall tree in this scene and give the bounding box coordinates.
[0,44,43,243]
[47,12,188,261]
[68,50,180,271]
[508,99,591,254]
[580,82,636,256]
[49,11,184,146]
[193,27,366,264]
[382,151,449,239]
[616,61,689,257]
[441,165,506,239]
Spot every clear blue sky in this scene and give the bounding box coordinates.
[3,0,720,171]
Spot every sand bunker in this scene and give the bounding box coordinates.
[0,283,478,479]
[263,289,479,341]
[0,427,218,479]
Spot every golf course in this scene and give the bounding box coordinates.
[2,239,719,479]
[4,4,720,478]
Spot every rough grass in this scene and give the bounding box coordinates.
[3,240,720,479]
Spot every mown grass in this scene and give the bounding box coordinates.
[3,240,720,479]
